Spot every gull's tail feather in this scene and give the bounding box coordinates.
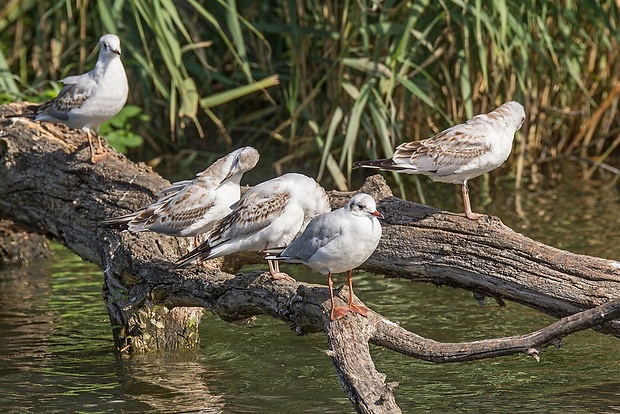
[264,253,287,261]
[352,158,410,171]
[5,104,41,119]
[174,243,213,269]
[98,214,134,231]
[263,254,304,265]
[263,247,287,256]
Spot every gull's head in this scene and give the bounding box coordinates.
[346,193,384,219]
[496,101,526,130]
[99,34,122,57]
[221,146,260,183]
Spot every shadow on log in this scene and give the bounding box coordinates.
[1,102,619,413]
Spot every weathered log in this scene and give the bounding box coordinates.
[1,102,619,413]
[0,218,51,266]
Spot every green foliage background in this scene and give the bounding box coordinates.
[1,0,619,190]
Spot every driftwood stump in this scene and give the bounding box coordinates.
[1,102,619,413]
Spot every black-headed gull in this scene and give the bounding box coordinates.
[100,147,260,242]
[25,34,128,163]
[268,193,383,320]
[354,101,525,219]
[174,173,331,277]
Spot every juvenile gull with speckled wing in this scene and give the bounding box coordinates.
[353,101,525,219]
[267,193,383,320]
[20,34,128,163]
[100,147,259,242]
[174,173,331,278]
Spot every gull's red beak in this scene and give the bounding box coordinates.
[371,210,385,219]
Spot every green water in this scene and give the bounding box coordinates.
[1,165,619,413]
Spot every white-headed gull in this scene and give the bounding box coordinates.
[268,193,383,320]
[354,101,525,219]
[27,34,129,163]
[174,173,331,278]
[100,147,260,242]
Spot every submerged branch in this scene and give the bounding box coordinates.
[1,102,619,413]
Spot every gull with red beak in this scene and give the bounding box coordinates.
[267,193,383,320]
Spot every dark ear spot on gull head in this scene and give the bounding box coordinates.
[347,193,384,219]
[100,34,122,56]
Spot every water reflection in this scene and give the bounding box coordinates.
[198,311,351,413]
[115,353,225,412]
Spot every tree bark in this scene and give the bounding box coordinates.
[1,102,619,413]
[0,218,51,266]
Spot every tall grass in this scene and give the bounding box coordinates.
[255,0,620,190]
[1,1,619,191]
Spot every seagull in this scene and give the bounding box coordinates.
[174,173,332,278]
[353,101,526,219]
[100,147,260,243]
[22,34,129,163]
[267,193,383,320]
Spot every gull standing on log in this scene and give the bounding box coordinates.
[100,147,260,244]
[353,101,525,219]
[174,173,331,279]
[27,34,129,163]
[267,193,383,320]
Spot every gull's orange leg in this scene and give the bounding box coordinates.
[346,269,370,317]
[328,272,350,320]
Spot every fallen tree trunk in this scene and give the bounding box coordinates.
[0,218,51,266]
[1,102,619,413]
